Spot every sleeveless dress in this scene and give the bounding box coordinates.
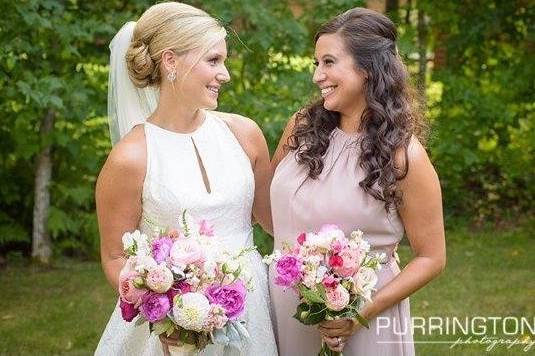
[270,127,415,356]
[95,111,278,356]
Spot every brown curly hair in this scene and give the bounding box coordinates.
[288,7,426,211]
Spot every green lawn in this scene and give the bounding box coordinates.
[1,222,533,355]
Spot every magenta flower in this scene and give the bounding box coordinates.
[151,237,173,264]
[140,292,171,323]
[322,274,339,289]
[274,255,302,287]
[120,299,139,322]
[297,232,306,245]
[205,280,247,320]
[167,281,192,303]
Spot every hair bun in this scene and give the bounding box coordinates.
[125,39,155,88]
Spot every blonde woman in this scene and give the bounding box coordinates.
[95,3,277,355]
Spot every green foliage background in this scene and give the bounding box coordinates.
[0,0,533,259]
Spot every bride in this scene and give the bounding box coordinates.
[94,2,277,355]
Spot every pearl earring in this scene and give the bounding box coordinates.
[167,70,177,82]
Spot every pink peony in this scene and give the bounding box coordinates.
[151,237,173,264]
[119,271,147,306]
[145,264,174,293]
[325,285,350,311]
[120,299,139,322]
[333,248,362,277]
[169,239,205,266]
[205,280,247,320]
[140,292,171,323]
[274,255,302,287]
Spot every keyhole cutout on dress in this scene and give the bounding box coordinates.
[191,137,211,194]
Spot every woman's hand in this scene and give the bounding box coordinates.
[318,318,362,352]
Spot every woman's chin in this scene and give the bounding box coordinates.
[322,99,336,111]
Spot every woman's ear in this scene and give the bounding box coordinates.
[161,50,177,73]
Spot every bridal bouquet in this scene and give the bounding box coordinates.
[118,211,254,355]
[264,224,383,356]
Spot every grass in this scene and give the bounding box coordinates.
[0,222,533,355]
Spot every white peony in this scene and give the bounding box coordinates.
[173,292,211,332]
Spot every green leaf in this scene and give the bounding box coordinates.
[153,319,175,336]
[293,302,326,325]
[298,285,325,304]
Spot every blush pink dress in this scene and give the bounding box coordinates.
[270,127,415,355]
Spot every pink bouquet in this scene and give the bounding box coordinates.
[119,211,254,355]
[265,224,383,356]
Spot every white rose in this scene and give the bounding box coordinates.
[224,259,240,274]
[354,267,378,297]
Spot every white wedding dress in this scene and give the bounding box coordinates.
[95,111,278,356]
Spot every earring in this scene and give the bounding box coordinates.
[167,70,177,82]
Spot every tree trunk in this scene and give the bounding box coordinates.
[405,0,412,25]
[417,7,428,106]
[31,109,54,265]
[386,0,400,24]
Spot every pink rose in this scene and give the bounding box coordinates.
[119,271,147,306]
[169,239,205,266]
[322,274,339,289]
[325,285,350,311]
[332,248,362,277]
[145,264,174,293]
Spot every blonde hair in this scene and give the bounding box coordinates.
[125,2,226,88]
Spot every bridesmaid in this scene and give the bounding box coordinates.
[269,7,445,355]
